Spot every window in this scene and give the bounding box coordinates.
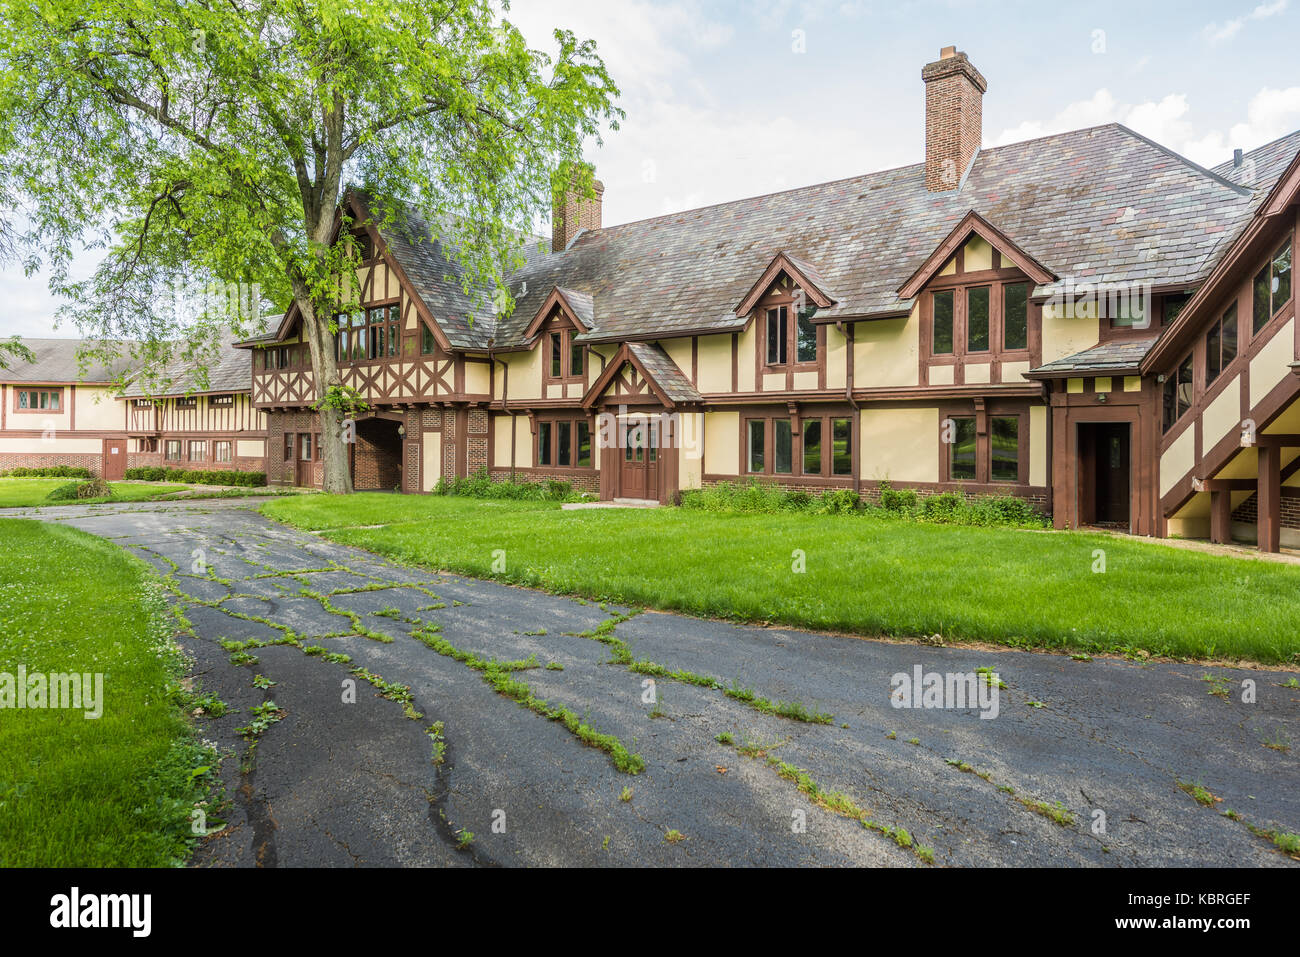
[538,421,552,466]
[990,417,1019,482]
[1003,283,1028,350]
[1254,240,1293,335]
[138,437,158,453]
[571,338,585,376]
[557,421,572,467]
[774,419,793,474]
[803,419,821,474]
[132,398,153,408]
[576,422,592,468]
[831,418,852,476]
[545,328,584,380]
[188,440,206,462]
[300,433,313,461]
[336,305,399,361]
[550,333,562,377]
[932,290,954,355]
[264,346,290,369]
[165,440,182,461]
[16,389,60,411]
[1163,293,1191,324]
[766,307,787,365]
[747,420,765,473]
[1206,303,1238,386]
[176,396,197,410]
[947,416,977,481]
[283,433,293,460]
[796,310,817,363]
[1162,353,1193,432]
[210,394,234,407]
[214,441,232,463]
[421,324,437,356]
[966,286,990,352]
[763,305,819,367]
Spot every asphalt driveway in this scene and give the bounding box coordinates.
[19,498,1300,867]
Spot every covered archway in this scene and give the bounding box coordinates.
[351,416,404,491]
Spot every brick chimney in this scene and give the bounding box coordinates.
[551,169,604,252]
[922,46,987,192]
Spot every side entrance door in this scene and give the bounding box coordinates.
[618,419,659,500]
[102,438,127,480]
[296,433,314,487]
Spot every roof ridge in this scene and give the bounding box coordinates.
[1211,126,1300,171]
[1111,123,1252,196]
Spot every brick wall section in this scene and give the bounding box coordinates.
[699,476,1049,515]
[0,452,102,477]
[1230,491,1300,529]
[127,452,265,474]
[353,422,402,490]
[467,408,488,475]
[922,48,986,192]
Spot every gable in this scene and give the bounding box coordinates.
[898,211,1054,300]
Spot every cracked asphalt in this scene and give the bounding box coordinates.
[18,498,1300,868]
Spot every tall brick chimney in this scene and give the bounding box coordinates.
[551,169,604,252]
[922,46,987,192]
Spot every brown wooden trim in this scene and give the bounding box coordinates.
[897,210,1055,300]
[734,251,837,318]
[11,386,65,414]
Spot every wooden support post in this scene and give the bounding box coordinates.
[1210,489,1233,544]
[1257,443,1282,553]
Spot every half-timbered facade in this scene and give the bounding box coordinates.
[235,46,1300,551]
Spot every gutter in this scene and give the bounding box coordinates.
[838,321,862,497]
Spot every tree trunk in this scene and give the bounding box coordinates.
[296,292,354,495]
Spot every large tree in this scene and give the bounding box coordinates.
[0,0,619,491]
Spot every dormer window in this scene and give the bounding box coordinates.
[930,280,1030,358]
[764,305,818,367]
[545,327,584,381]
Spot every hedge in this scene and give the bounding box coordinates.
[1,466,92,479]
[124,467,266,487]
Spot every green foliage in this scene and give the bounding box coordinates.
[125,467,265,487]
[45,479,110,501]
[434,468,588,502]
[0,465,91,478]
[0,0,621,418]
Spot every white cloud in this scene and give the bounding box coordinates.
[1202,0,1288,45]
[994,86,1300,169]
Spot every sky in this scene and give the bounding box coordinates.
[5,0,1300,338]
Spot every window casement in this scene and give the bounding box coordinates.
[187,440,206,462]
[164,439,182,461]
[15,389,61,412]
[132,398,153,409]
[214,441,233,463]
[421,324,437,356]
[545,327,584,381]
[930,280,1030,359]
[300,433,313,461]
[1253,239,1293,335]
[283,433,293,460]
[941,411,1025,484]
[1162,353,1194,433]
[138,437,158,453]
[763,305,818,368]
[1206,303,1238,387]
[263,346,291,370]
[535,417,593,468]
[209,394,234,407]
[746,413,853,479]
[336,305,400,362]
[175,396,197,410]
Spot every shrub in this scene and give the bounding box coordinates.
[920,491,967,523]
[818,488,861,515]
[1,465,92,478]
[124,467,265,487]
[45,479,110,501]
[434,469,586,502]
[879,481,918,512]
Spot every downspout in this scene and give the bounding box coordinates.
[1041,381,1053,522]
[489,341,518,482]
[839,321,861,497]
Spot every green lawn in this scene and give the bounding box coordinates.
[0,519,210,866]
[0,478,188,507]
[264,494,1300,664]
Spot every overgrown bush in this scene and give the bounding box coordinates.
[124,467,265,487]
[433,468,587,502]
[1,465,92,478]
[681,477,1046,528]
[45,479,110,501]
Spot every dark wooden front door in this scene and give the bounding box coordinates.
[102,438,126,480]
[619,419,659,500]
[1079,422,1130,526]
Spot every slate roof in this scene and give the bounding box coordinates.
[0,338,134,384]
[626,342,702,404]
[482,123,1292,349]
[1025,336,1159,378]
[1211,129,1300,189]
[121,328,256,397]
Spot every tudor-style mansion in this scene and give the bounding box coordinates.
[4,47,1299,552]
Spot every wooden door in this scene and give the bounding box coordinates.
[621,430,646,498]
[296,432,314,487]
[102,438,127,480]
[1096,423,1131,525]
